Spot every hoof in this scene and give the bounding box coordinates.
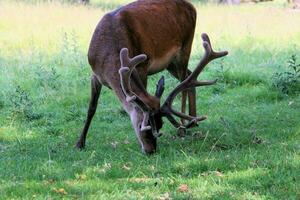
[156,132,163,137]
[177,127,187,137]
[75,140,85,150]
[143,148,156,155]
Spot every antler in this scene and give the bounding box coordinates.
[118,48,153,132]
[160,33,228,128]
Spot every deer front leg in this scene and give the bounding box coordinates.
[76,74,102,149]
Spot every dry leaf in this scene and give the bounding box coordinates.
[104,162,112,169]
[76,173,87,180]
[123,139,130,144]
[150,165,155,171]
[129,177,149,183]
[215,171,223,177]
[178,184,189,192]
[169,179,175,185]
[97,162,112,173]
[158,192,172,200]
[200,172,209,176]
[111,141,119,149]
[53,188,67,195]
[122,164,131,171]
[47,179,55,184]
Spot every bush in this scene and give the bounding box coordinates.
[9,86,41,121]
[272,55,300,96]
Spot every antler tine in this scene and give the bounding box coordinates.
[161,33,228,129]
[120,48,148,69]
[119,48,147,102]
[202,33,228,60]
[155,76,165,98]
[119,48,151,131]
[188,33,228,81]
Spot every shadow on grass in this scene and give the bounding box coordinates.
[0,93,299,199]
[0,46,299,198]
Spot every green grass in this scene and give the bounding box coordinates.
[0,0,300,199]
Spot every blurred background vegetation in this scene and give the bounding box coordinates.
[12,0,300,5]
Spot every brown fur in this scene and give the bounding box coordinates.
[76,0,197,154]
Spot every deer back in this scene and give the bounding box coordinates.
[87,0,196,90]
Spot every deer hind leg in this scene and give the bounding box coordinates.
[166,63,187,112]
[167,62,188,137]
[180,69,197,121]
[167,63,193,136]
[187,69,197,119]
[177,45,198,129]
[76,74,102,149]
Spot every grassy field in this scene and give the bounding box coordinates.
[0,0,300,199]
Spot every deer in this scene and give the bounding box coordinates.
[75,0,228,154]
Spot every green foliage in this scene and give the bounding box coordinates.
[0,99,4,110]
[59,31,83,67]
[15,0,82,4]
[272,55,300,96]
[8,86,41,121]
[35,66,60,89]
[212,63,268,95]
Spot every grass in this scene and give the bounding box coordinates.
[0,0,300,199]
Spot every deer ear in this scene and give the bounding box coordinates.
[155,76,165,98]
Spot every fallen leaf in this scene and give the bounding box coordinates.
[128,177,149,183]
[53,188,67,195]
[123,139,130,144]
[75,173,87,181]
[111,141,119,149]
[158,192,172,200]
[104,162,112,169]
[215,171,223,177]
[200,172,209,176]
[122,164,131,171]
[252,136,263,144]
[47,179,55,184]
[97,162,112,173]
[169,179,175,185]
[178,184,189,192]
[150,165,155,171]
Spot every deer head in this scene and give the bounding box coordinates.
[119,33,228,153]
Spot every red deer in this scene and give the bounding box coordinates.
[76,0,228,154]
